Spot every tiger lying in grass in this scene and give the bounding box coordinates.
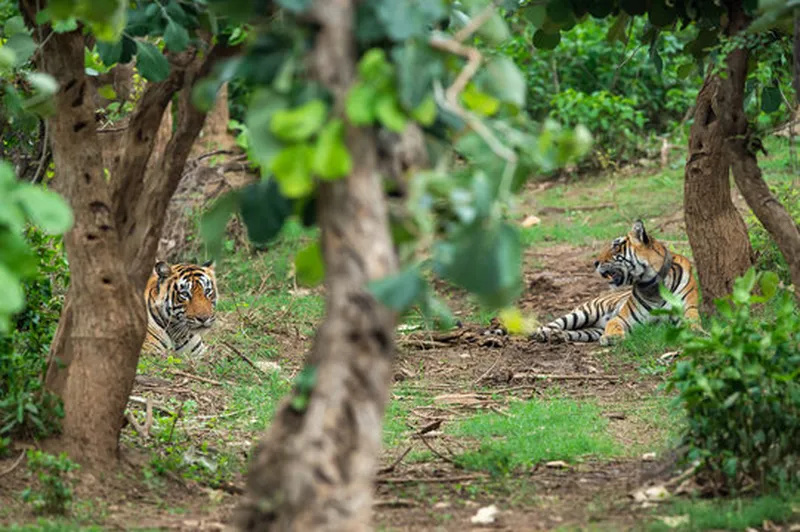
[530,220,700,346]
[142,260,218,357]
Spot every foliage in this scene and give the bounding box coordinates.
[196,0,593,323]
[665,269,800,492]
[747,182,800,285]
[0,227,69,455]
[549,88,646,166]
[21,450,80,515]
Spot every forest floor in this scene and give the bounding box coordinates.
[2,138,800,531]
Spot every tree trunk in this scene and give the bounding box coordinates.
[34,25,147,467]
[728,141,800,301]
[234,1,407,529]
[683,0,753,313]
[19,0,238,467]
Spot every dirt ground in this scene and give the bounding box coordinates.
[0,236,692,532]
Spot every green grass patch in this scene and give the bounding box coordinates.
[224,373,293,432]
[608,322,682,376]
[647,493,800,531]
[447,398,621,475]
[384,385,434,449]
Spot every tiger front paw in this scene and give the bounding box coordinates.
[598,334,622,347]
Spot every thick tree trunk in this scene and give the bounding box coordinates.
[34,27,147,466]
[20,0,238,466]
[234,1,404,529]
[683,0,753,313]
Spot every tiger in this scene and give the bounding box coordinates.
[142,260,219,357]
[530,220,700,346]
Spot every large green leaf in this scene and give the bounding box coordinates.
[14,185,73,235]
[164,18,190,52]
[375,92,407,132]
[482,56,526,109]
[533,29,561,50]
[5,33,36,66]
[239,180,292,245]
[0,231,38,279]
[294,241,325,287]
[435,222,522,308]
[346,82,378,125]
[368,265,427,312]
[761,86,782,113]
[0,263,25,320]
[245,89,289,172]
[270,144,315,198]
[375,0,447,41]
[135,41,170,82]
[270,100,328,142]
[392,41,444,110]
[312,119,352,180]
[200,190,240,258]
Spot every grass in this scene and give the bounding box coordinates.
[447,398,621,474]
[647,493,800,531]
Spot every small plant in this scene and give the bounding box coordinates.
[666,268,800,493]
[21,449,80,515]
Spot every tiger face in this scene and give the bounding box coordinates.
[151,260,218,333]
[593,220,668,288]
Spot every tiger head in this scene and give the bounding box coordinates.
[151,260,218,332]
[593,220,668,288]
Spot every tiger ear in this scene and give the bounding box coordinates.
[631,219,650,245]
[202,259,215,270]
[155,261,172,279]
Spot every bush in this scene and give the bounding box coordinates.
[0,226,69,454]
[548,88,647,167]
[666,269,800,492]
[747,183,800,285]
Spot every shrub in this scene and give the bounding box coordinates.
[747,182,800,285]
[666,269,800,492]
[21,449,80,515]
[548,89,647,167]
[0,226,69,454]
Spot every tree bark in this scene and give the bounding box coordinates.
[20,1,238,466]
[728,141,800,300]
[31,23,147,466]
[234,1,405,529]
[683,0,753,313]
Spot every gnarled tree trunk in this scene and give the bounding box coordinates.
[683,0,753,313]
[21,1,237,466]
[234,0,415,529]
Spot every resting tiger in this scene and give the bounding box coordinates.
[142,260,218,357]
[531,220,700,346]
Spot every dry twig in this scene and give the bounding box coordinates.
[0,451,26,478]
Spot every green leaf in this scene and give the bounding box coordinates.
[521,4,547,27]
[164,18,190,52]
[606,13,630,43]
[239,180,292,245]
[368,265,427,312]
[52,17,78,32]
[97,84,117,100]
[532,29,561,50]
[0,47,17,71]
[375,0,447,41]
[420,292,457,330]
[14,185,73,234]
[0,263,25,318]
[676,63,695,79]
[0,230,38,279]
[346,82,378,125]
[462,84,500,116]
[96,39,123,66]
[312,119,352,181]
[277,0,314,13]
[26,73,59,97]
[294,241,325,287]
[393,41,444,110]
[761,86,782,113]
[375,92,407,132]
[475,11,511,45]
[411,96,437,126]
[758,271,779,300]
[5,33,36,66]
[245,90,288,173]
[648,0,677,27]
[270,100,328,142]
[482,56,526,109]
[200,190,240,258]
[270,144,315,198]
[135,41,170,82]
[435,222,522,308]
[82,0,127,42]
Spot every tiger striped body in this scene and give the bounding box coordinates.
[142,260,218,357]
[531,220,700,346]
